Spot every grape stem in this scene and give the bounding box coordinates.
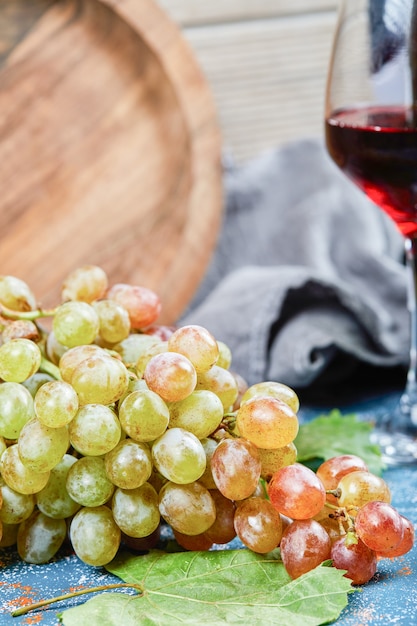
[39,356,62,380]
[0,303,56,321]
[10,582,144,617]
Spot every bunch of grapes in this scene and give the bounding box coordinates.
[0,266,413,586]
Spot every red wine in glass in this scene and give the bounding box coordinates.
[325,105,417,238]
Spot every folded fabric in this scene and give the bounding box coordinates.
[180,138,409,404]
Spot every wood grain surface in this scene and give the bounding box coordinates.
[0,0,223,324]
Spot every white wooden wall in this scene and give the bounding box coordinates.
[158,1,340,163]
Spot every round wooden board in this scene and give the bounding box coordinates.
[0,0,223,324]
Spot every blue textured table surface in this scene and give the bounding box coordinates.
[1,392,417,625]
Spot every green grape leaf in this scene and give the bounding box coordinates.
[58,550,354,626]
[295,410,384,475]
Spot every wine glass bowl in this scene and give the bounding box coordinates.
[325,0,417,464]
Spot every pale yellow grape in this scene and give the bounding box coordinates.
[70,354,129,405]
[66,456,115,507]
[118,389,169,442]
[198,438,219,490]
[152,427,206,484]
[112,482,160,537]
[216,340,232,369]
[0,480,35,524]
[0,522,19,548]
[36,454,81,519]
[0,338,41,383]
[241,381,300,414]
[0,382,35,439]
[70,505,121,566]
[53,301,100,347]
[158,481,216,535]
[0,444,50,494]
[2,320,40,343]
[144,351,197,402]
[168,324,219,373]
[135,340,168,378]
[236,395,299,449]
[168,390,224,439]
[17,510,67,564]
[61,265,108,303]
[69,404,121,456]
[93,299,131,344]
[196,365,239,410]
[258,443,298,481]
[59,344,105,382]
[34,380,79,427]
[113,333,162,368]
[18,418,70,472]
[104,439,152,489]
[0,275,36,311]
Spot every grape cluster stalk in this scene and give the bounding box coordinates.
[0,266,413,586]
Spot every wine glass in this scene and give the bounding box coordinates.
[324,0,417,464]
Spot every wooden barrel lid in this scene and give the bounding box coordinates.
[0,0,223,324]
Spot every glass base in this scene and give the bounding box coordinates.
[370,428,417,465]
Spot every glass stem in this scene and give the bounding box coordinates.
[400,237,417,422]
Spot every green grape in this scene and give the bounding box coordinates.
[70,354,129,405]
[0,521,19,547]
[258,443,298,481]
[107,283,161,330]
[234,496,283,553]
[158,481,216,535]
[69,404,121,456]
[0,444,50,494]
[316,454,369,505]
[0,275,36,312]
[168,390,224,439]
[240,381,300,414]
[104,439,152,489]
[17,510,67,564]
[113,333,162,368]
[197,437,219,490]
[0,382,35,439]
[66,456,115,507]
[236,395,299,449]
[59,344,105,382]
[118,389,169,442]
[93,299,131,345]
[22,372,55,397]
[36,454,81,519]
[210,438,261,501]
[112,482,160,537]
[45,330,68,365]
[117,376,149,407]
[168,324,219,373]
[34,380,79,427]
[151,427,206,484]
[0,338,42,383]
[17,418,69,472]
[53,301,100,347]
[70,505,121,566]
[0,479,35,524]
[61,265,108,303]
[216,341,232,370]
[195,365,239,411]
[144,352,197,402]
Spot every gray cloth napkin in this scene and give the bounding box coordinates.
[180,138,409,403]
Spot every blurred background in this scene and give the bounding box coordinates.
[158,0,339,163]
